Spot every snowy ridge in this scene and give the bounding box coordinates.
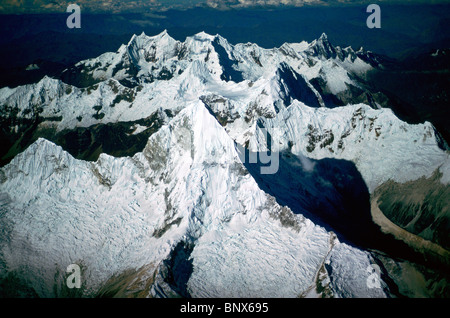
[249,101,450,192]
[0,30,376,133]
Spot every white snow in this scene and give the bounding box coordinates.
[0,100,395,298]
[129,124,148,135]
[325,241,388,298]
[0,30,373,133]
[251,101,450,192]
[0,103,327,297]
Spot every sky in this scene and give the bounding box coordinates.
[1,0,449,13]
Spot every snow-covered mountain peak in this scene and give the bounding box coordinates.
[142,100,240,175]
[319,32,329,41]
[191,30,217,41]
[315,32,331,48]
[47,30,381,115]
[308,32,336,59]
[128,29,172,44]
[0,31,429,163]
[126,29,179,72]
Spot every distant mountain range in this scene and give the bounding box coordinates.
[1,6,448,145]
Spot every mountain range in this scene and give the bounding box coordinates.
[0,30,449,298]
